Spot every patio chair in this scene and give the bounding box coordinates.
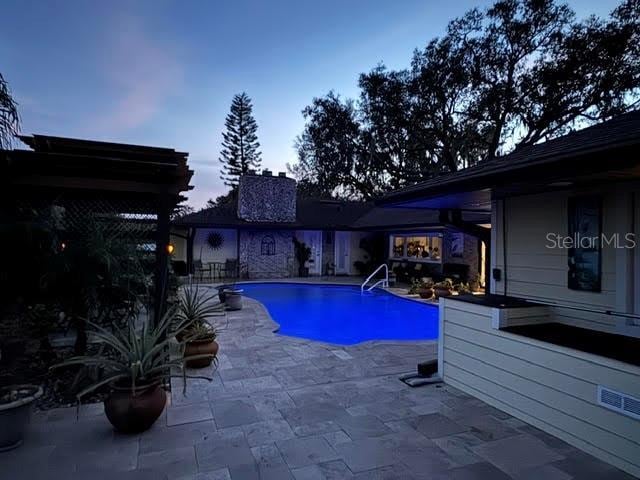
[221,259,239,279]
[193,259,208,281]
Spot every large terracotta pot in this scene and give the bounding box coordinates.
[184,339,219,368]
[104,381,166,434]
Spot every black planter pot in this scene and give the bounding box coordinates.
[0,385,43,451]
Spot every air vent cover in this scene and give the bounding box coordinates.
[598,386,640,420]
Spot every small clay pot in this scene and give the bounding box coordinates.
[184,339,219,368]
[418,287,434,299]
[433,287,452,298]
[104,381,166,434]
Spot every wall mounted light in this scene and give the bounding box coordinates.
[166,243,175,255]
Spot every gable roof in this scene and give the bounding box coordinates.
[380,110,640,208]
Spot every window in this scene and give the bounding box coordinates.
[389,233,442,263]
[260,235,275,256]
[392,236,405,258]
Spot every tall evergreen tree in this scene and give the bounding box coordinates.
[0,72,20,149]
[219,92,262,187]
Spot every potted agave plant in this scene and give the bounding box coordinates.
[0,385,43,451]
[176,285,224,368]
[51,308,213,434]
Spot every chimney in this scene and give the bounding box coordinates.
[237,173,297,222]
[278,172,287,178]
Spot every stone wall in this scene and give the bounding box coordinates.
[239,230,294,279]
[237,173,296,223]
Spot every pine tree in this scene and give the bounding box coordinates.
[219,92,262,187]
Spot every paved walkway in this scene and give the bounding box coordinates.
[1,297,634,479]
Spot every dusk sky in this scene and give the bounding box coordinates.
[2,0,620,208]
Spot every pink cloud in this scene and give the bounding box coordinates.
[97,14,183,132]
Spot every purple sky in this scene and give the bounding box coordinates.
[2,0,620,208]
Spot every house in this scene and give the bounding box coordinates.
[381,111,640,477]
[171,171,488,281]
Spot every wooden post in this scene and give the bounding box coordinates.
[186,227,195,275]
[154,194,171,327]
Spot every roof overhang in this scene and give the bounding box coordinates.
[380,142,640,211]
[2,135,193,210]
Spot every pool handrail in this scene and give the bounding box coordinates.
[361,263,389,293]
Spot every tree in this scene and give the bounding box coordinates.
[290,93,363,198]
[0,72,20,149]
[290,0,640,198]
[219,93,262,188]
[171,202,194,220]
[205,190,237,213]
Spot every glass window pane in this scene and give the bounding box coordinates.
[392,236,405,258]
[429,235,442,261]
[406,236,428,260]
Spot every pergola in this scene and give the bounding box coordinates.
[1,134,193,325]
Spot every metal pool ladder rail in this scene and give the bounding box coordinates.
[361,263,389,293]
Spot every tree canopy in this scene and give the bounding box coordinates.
[219,92,262,188]
[290,0,640,199]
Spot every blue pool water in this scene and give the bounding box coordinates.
[237,283,438,345]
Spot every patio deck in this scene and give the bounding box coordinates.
[0,296,634,479]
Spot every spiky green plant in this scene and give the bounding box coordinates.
[176,285,224,340]
[184,321,217,342]
[50,307,211,399]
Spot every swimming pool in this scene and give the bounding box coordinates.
[237,282,438,345]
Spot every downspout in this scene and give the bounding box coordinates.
[502,198,508,297]
[236,229,241,278]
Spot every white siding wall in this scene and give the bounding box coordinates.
[491,187,639,335]
[193,228,238,264]
[440,298,640,477]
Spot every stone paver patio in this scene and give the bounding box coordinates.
[1,295,635,479]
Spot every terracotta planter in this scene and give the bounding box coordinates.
[184,339,219,368]
[417,287,434,299]
[0,385,42,451]
[104,381,166,434]
[433,287,452,298]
